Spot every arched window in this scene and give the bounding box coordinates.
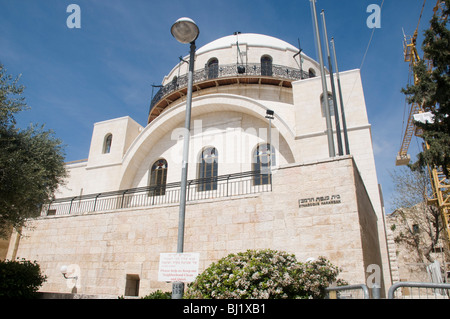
[261,55,273,76]
[149,159,168,196]
[308,68,316,78]
[103,134,112,154]
[207,58,219,79]
[252,143,276,185]
[320,93,335,117]
[198,147,218,191]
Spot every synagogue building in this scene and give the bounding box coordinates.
[6,33,392,297]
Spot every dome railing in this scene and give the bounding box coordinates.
[149,63,311,115]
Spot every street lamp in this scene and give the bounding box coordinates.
[171,17,199,300]
[171,17,199,44]
[60,265,78,280]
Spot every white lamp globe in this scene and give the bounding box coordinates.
[60,265,68,274]
[171,17,199,44]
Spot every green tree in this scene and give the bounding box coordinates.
[0,64,67,238]
[0,258,47,298]
[402,0,450,177]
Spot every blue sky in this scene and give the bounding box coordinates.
[0,0,438,213]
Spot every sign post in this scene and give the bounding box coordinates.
[172,282,184,299]
[158,253,200,298]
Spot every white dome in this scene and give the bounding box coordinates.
[196,33,299,55]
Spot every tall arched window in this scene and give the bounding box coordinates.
[261,55,273,76]
[308,68,316,78]
[103,134,113,154]
[149,159,168,196]
[320,93,335,117]
[198,147,218,191]
[207,58,219,79]
[253,143,275,185]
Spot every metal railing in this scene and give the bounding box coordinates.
[42,170,272,217]
[388,282,450,299]
[326,282,450,299]
[149,63,310,112]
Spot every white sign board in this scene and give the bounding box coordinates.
[158,253,200,283]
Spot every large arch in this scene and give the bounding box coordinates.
[118,93,297,190]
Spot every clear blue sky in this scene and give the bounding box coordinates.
[0,0,438,213]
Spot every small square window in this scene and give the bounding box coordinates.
[125,274,140,297]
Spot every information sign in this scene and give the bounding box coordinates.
[158,253,200,283]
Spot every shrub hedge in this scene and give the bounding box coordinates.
[0,258,47,298]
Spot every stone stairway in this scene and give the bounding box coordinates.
[386,228,400,283]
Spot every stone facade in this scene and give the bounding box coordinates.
[6,33,391,297]
[8,157,385,296]
[385,206,450,283]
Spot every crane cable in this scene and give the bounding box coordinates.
[415,0,427,38]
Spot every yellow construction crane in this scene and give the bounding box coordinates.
[396,0,427,166]
[396,0,450,249]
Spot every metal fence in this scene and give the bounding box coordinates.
[326,282,450,299]
[42,170,272,217]
[388,282,450,299]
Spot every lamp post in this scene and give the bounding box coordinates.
[170,17,199,299]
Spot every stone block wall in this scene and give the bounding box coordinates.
[8,156,387,297]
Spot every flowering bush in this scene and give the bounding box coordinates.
[184,249,346,299]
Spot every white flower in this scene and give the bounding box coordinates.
[251,272,261,280]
